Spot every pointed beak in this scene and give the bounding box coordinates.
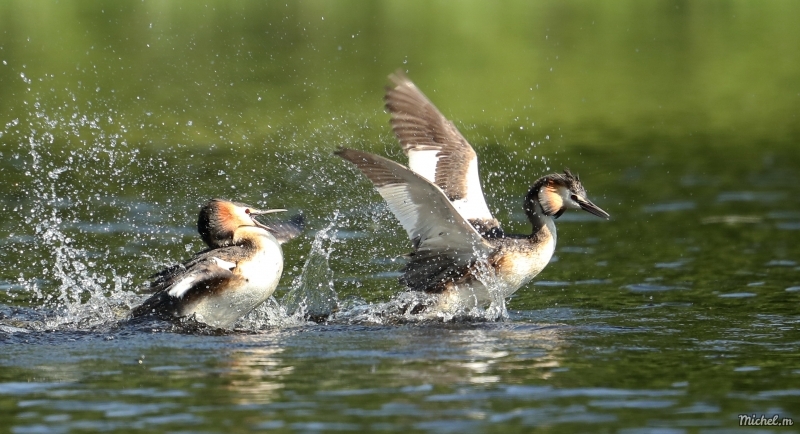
[248,208,287,216]
[248,208,287,229]
[576,197,610,219]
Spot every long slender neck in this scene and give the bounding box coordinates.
[523,185,557,244]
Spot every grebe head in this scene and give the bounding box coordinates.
[197,199,286,248]
[529,170,610,220]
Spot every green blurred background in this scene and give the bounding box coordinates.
[2,0,798,149]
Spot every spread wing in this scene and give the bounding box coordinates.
[336,148,494,292]
[385,70,500,233]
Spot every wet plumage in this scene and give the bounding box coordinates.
[131,199,304,328]
[336,71,609,313]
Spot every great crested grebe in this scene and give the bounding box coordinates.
[131,199,303,328]
[335,71,609,313]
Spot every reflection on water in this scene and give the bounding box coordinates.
[223,343,290,405]
[3,311,800,431]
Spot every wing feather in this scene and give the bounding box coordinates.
[385,70,498,230]
[132,254,237,319]
[166,256,234,298]
[336,148,494,292]
[148,246,243,293]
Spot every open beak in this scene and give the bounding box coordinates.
[248,208,287,229]
[249,208,287,216]
[576,197,610,219]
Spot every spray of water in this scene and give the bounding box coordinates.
[235,213,342,330]
[1,74,138,331]
[281,213,340,320]
[1,70,529,333]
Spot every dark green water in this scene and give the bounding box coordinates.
[1,1,800,432]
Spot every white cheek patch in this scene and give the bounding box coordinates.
[568,194,586,209]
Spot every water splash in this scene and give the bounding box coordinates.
[282,214,340,321]
[472,255,510,322]
[235,297,308,330]
[234,216,342,330]
[329,250,510,325]
[1,73,135,331]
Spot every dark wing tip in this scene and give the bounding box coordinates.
[335,147,381,166]
[130,291,175,320]
[384,70,413,112]
[383,85,394,101]
[334,147,368,164]
[335,148,402,189]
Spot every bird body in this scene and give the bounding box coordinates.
[335,71,609,314]
[131,199,302,328]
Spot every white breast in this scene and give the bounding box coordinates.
[192,235,284,328]
[435,221,558,313]
[497,236,555,295]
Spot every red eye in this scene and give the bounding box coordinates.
[245,208,251,214]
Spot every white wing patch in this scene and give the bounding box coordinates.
[167,276,196,298]
[336,148,493,260]
[406,148,494,223]
[385,72,497,226]
[369,163,490,256]
[166,256,236,299]
[212,257,236,270]
[452,158,493,221]
[375,183,475,253]
[407,149,439,185]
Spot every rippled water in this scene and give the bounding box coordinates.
[2,1,800,432]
